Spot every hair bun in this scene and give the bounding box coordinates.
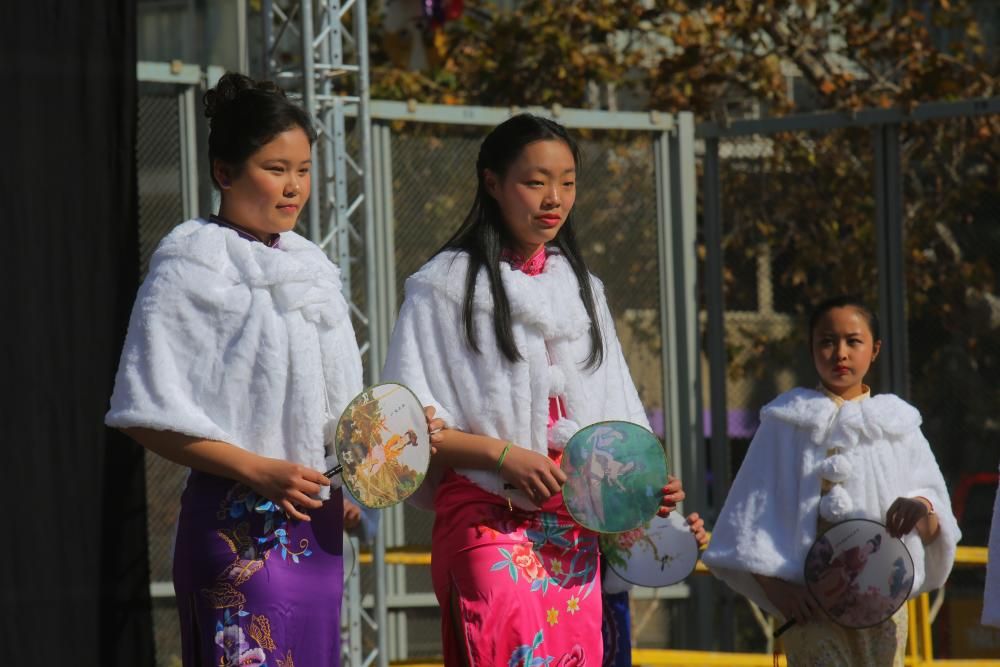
[203,72,285,120]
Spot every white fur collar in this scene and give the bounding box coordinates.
[404,249,597,340]
[158,219,338,286]
[155,219,347,326]
[762,387,922,448]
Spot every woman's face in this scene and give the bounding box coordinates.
[215,127,312,240]
[484,139,577,259]
[811,306,881,399]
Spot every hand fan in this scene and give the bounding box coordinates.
[560,421,667,533]
[600,510,700,587]
[775,518,914,637]
[324,382,430,509]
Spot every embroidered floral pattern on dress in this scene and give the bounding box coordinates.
[486,509,600,599]
[217,484,315,563]
[215,611,265,667]
[507,630,588,667]
[203,483,314,667]
[555,644,587,667]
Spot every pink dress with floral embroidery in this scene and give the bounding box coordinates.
[430,247,602,667]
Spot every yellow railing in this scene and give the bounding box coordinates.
[360,545,995,666]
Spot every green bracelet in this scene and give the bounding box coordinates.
[496,442,512,472]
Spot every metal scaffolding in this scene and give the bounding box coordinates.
[257,2,386,666]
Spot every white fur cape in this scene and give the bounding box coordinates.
[106,219,363,495]
[381,250,650,511]
[702,388,961,618]
[984,461,1000,627]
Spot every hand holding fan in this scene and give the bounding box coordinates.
[774,518,914,637]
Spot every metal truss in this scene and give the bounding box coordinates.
[257,3,386,667]
[259,0,380,375]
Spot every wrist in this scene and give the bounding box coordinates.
[234,451,266,489]
[495,441,513,474]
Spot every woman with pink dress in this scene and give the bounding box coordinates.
[382,114,686,666]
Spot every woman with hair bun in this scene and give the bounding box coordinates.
[106,72,371,666]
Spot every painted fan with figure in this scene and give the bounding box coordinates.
[560,421,667,533]
[323,382,431,509]
[775,518,914,637]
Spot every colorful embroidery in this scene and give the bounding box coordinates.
[204,483,320,665]
[527,512,573,550]
[202,582,247,610]
[488,509,599,598]
[215,612,265,667]
[554,644,587,667]
[215,485,314,565]
[508,630,554,667]
[508,632,588,667]
[436,469,602,665]
[249,614,277,652]
[220,558,266,587]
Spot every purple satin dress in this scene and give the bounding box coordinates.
[173,471,344,666]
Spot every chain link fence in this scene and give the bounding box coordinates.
[137,79,198,667]
[138,85,186,277]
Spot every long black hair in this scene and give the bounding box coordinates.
[203,72,317,188]
[438,114,605,369]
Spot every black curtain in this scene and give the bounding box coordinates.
[1,0,154,664]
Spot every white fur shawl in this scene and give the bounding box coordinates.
[984,461,1000,627]
[702,388,961,618]
[106,219,364,493]
[381,250,650,510]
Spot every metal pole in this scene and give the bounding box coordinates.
[372,121,398,352]
[356,0,379,381]
[261,0,273,79]
[702,137,730,512]
[300,0,321,244]
[657,113,710,650]
[677,113,713,653]
[370,122,394,667]
[258,1,377,663]
[347,535,363,665]
[873,123,909,398]
[654,129,678,487]
[668,112,701,516]
[702,135,735,650]
[179,86,199,220]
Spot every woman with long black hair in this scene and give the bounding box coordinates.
[382,114,686,666]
